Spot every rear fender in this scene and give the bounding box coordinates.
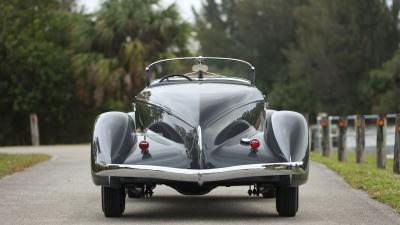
[265,110,309,186]
[92,112,136,165]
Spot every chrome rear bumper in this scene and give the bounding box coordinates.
[95,162,304,185]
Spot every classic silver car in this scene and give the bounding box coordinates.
[91,56,309,217]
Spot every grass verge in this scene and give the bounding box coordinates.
[0,153,51,179]
[310,151,400,213]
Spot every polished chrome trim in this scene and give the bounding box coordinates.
[240,138,251,145]
[146,56,255,72]
[197,126,204,170]
[95,162,304,185]
[145,56,256,86]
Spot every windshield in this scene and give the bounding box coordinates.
[145,57,255,85]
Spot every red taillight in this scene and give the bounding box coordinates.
[139,140,149,150]
[250,138,260,149]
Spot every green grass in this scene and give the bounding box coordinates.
[0,153,51,179]
[311,151,400,213]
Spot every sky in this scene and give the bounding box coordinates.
[77,0,203,22]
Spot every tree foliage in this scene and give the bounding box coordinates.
[280,0,399,114]
[71,0,190,110]
[368,50,400,113]
[194,0,305,91]
[1,0,400,145]
[196,0,400,115]
[0,0,74,144]
[0,0,191,145]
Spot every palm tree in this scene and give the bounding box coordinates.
[71,0,190,110]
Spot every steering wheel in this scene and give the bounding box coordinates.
[159,74,193,83]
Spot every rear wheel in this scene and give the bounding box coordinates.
[276,187,298,217]
[101,186,126,217]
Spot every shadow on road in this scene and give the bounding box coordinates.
[121,195,281,221]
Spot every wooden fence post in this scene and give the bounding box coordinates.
[355,115,365,164]
[310,126,316,152]
[338,116,347,162]
[30,113,40,146]
[376,114,387,169]
[320,116,330,157]
[394,114,400,174]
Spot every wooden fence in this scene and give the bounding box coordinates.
[312,113,400,174]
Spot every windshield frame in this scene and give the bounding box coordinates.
[144,56,256,86]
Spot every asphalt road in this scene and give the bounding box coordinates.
[0,145,399,225]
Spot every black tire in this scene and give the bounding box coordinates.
[101,186,126,217]
[276,186,298,217]
[127,187,145,198]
